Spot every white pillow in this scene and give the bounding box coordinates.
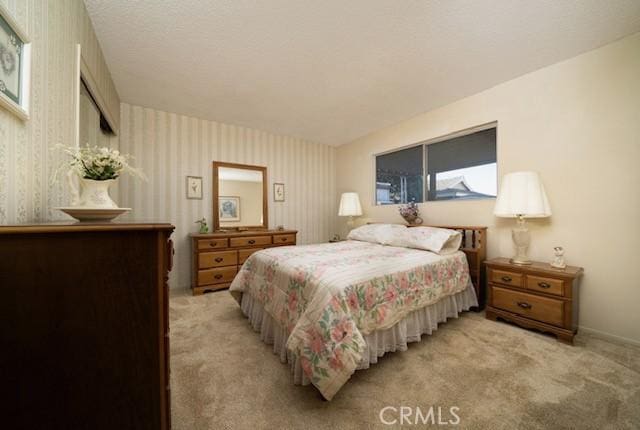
[376,224,410,247]
[405,226,462,255]
[347,224,407,245]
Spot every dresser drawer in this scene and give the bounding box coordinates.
[492,286,564,327]
[526,275,564,296]
[230,236,272,247]
[198,266,238,286]
[238,248,263,264]
[273,234,296,245]
[199,250,238,269]
[490,268,524,288]
[197,238,229,250]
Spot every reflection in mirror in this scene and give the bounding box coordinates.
[79,78,113,146]
[217,166,264,228]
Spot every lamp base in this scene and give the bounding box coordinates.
[346,216,355,233]
[509,257,532,265]
[511,216,532,265]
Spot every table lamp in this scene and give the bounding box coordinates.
[494,171,551,265]
[338,192,362,232]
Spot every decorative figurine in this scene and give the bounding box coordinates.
[195,218,209,234]
[330,234,342,243]
[276,225,285,231]
[551,246,566,269]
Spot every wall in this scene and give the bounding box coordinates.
[336,33,640,344]
[0,0,120,224]
[118,103,337,290]
[219,180,263,227]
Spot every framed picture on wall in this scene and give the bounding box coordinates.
[219,196,240,221]
[274,183,285,202]
[0,3,31,120]
[186,176,203,199]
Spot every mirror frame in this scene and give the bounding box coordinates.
[212,161,268,231]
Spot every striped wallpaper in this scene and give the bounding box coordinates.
[0,0,120,225]
[118,103,337,290]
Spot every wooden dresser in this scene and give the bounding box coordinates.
[0,223,174,430]
[191,229,297,295]
[485,258,583,343]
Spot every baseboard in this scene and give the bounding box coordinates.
[578,325,640,347]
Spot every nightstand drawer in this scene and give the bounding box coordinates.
[526,275,564,296]
[199,250,238,269]
[492,286,564,327]
[230,236,272,247]
[198,266,238,286]
[197,238,229,250]
[490,269,524,288]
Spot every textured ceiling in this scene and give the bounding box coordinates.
[84,0,640,145]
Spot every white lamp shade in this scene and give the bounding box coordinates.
[338,192,363,216]
[494,171,551,218]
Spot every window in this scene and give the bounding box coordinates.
[375,145,423,205]
[375,126,496,205]
[79,78,113,148]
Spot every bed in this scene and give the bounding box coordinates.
[229,224,487,400]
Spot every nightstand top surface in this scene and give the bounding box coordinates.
[486,257,583,277]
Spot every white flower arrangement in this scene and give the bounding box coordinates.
[54,144,146,182]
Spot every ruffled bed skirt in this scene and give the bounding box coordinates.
[239,284,478,387]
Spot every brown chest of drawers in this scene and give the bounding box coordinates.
[485,258,583,344]
[0,222,174,429]
[191,229,297,295]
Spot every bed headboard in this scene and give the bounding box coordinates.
[410,225,487,308]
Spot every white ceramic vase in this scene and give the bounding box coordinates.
[68,172,118,208]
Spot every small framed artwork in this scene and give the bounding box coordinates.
[0,3,31,120]
[274,183,285,202]
[186,176,203,199]
[219,196,240,221]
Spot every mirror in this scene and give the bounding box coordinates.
[213,161,268,231]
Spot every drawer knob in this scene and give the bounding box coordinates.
[538,282,551,289]
[501,276,512,282]
[214,274,223,280]
[280,237,287,241]
[209,242,217,247]
[215,257,224,263]
[517,301,532,309]
[248,239,256,244]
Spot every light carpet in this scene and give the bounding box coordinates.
[169,290,640,429]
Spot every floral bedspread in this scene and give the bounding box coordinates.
[229,240,472,400]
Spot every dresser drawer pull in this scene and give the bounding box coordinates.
[248,239,256,244]
[215,257,224,263]
[214,274,223,280]
[517,301,532,309]
[538,282,551,289]
[501,276,512,282]
[209,242,218,247]
[280,237,287,241]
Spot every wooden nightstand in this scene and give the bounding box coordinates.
[485,258,583,344]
